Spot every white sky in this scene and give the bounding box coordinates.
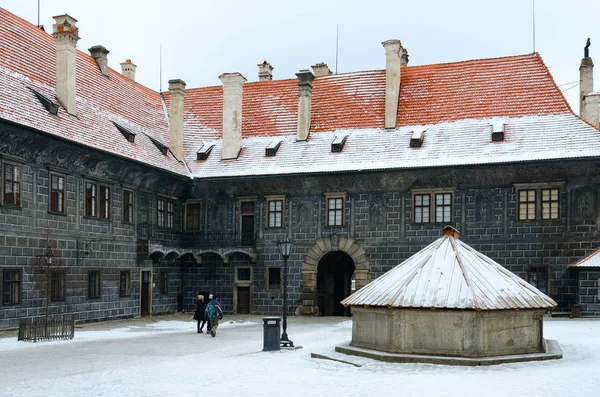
[1,317,599,396]
[1,0,599,115]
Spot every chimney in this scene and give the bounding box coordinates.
[219,73,247,160]
[89,45,109,77]
[382,39,402,129]
[401,48,409,67]
[311,62,332,77]
[580,38,593,119]
[52,14,80,115]
[121,59,137,81]
[258,61,273,81]
[168,79,186,161]
[584,92,600,128]
[296,69,315,141]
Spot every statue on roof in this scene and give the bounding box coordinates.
[585,38,591,58]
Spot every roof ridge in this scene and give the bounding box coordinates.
[449,237,482,309]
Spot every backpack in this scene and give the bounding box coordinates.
[206,301,223,319]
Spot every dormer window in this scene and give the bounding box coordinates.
[197,143,215,160]
[29,87,58,116]
[265,140,282,157]
[491,120,506,142]
[410,128,425,148]
[112,122,136,143]
[331,134,348,153]
[150,137,168,155]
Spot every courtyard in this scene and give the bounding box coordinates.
[0,314,598,397]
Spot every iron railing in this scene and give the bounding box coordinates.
[18,314,75,342]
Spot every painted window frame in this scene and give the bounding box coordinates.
[123,189,134,224]
[185,200,203,232]
[50,270,66,302]
[157,197,175,229]
[325,192,346,227]
[2,268,21,306]
[541,188,560,220]
[265,195,285,229]
[411,188,455,225]
[266,267,282,292]
[49,172,66,214]
[88,270,101,299]
[119,270,131,297]
[2,160,22,207]
[85,180,111,219]
[514,183,563,222]
[518,189,536,221]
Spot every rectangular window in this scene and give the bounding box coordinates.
[435,193,452,223]
[518,189,536,220]
[50,270,66,302]
[185,202,202,231]
[267,199,283,228]
[267,267,281,291]
[86,182,110,219]
[166,201,174,229]
[119,270,131,297]
[85,182,97,217]
[541,188,559,220]
[3,163,21,206]
[240,201,256,246]
[99,186,110,219]
[160,271,168,294]
[414,194,430,224]
[528,265,548,294]
[157,199,165,228]
[123,190,134,223]
[2,269,21,305]
[50,174,65,213]
[237,267,251,282]
[157,198,174,229]
[327,197,344,226]
[88,270,101,299]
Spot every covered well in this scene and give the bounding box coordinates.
[341,227,557,358]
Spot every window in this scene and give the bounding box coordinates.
[123,189,134,223]
[326,195,345,227]
[267,267,281,291]
[88,270,101,299]
[50,270,66,301]
[157,199,165,228]
[519,189,536,221]
[157,198,174,229]
[435,193,452,223]
[160,271,168,294]
[185,202,203,231]
[266,197,284,228]
[528,265,548,294]
[236,267,251,282]
[414,194,430,224]
[3,162,21,206]
[119,271,131,297]
[542,188,559,220]
[166,201,174,229]
[2,269,21,305]
[240,200,256,246]
[412,190,454,224]
[86,181,110,219]
[50,174,65,213]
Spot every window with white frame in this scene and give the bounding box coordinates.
[266,196,285,228]
[412,190,454,224]
[516,184,561,221]
[326,194,345,227]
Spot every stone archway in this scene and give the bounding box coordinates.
[299,235,369,315]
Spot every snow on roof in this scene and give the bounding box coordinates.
[187,114,600,178]
[569,248,600,268]
[341,228,557,310]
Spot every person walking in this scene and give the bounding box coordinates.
[205,294,223,337]
[193,293,207,333]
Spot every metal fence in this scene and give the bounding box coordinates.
[18,314,75,342]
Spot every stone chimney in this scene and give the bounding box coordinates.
[382,39,402,129]
[311,62,332,77]
[296,69,315,141]
[580,39,593,119]
[219,73,247,160]
[121,59,137,81]
[168,79,186,161]
[89,45,109,77]
[258,61,273,81]
[584,92,600,128]
[52,14,80,115]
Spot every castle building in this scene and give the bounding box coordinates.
[1,8,600,329]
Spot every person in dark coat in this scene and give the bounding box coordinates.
[193,293,207,333]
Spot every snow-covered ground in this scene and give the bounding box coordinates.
[0,316,598,397]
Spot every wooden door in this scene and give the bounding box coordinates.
[141,271,151,316]
[237,286,250,314]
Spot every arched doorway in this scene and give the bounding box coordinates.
[317,251,355,316]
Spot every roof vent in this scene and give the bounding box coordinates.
[112,121,135,143]
[265,140,282,157]
[197,142,215,160]
[331,134,348,152]
[150,137,169,155]
[29,88,58,116]
[410,128,425,148]
[491,121,506,142]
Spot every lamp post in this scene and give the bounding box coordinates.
[277,238,294,347]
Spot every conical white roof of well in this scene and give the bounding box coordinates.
[342,229,557,310]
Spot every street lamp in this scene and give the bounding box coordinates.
[277,238,294,347]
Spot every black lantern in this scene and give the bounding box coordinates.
[277,238,294,347]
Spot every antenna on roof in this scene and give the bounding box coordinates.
[159,43,162,92]
[37,0,40,27]
[335,23,339,74]
[532,0,536,53]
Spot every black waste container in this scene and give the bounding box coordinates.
[263,317,281,351]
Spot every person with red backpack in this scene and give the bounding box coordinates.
[204,295,223,337]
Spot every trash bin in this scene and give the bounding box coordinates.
[263,316,281,351]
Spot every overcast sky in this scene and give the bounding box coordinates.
[2,0,599,115]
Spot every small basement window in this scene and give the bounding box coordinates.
[150,137,169,155]
[29,87,58,116]
[112,121,136,143]
[331,134,348,152]
[197,142,215,160]
[265,140,282,157]
[490,120,506,142]
[410,128,425,148]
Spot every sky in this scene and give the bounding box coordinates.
[1,316,600,396]
[1,1,599,115]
